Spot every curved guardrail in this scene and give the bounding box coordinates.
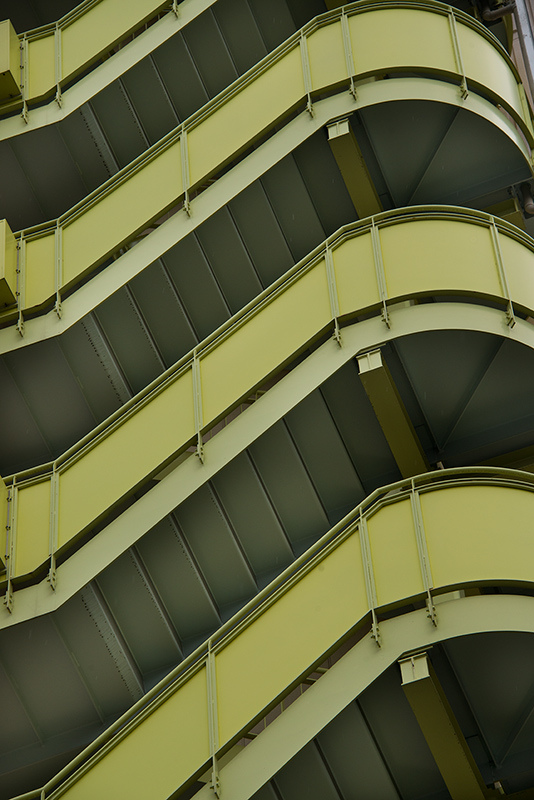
[2,206,534,596]
[11,467,534,800]
[0,0,177,115]
[0,0,531,331]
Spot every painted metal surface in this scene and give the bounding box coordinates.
[0,0,172,113]
[18,471,534,800]
[2,80,528,355]
[1,299,532,631]
[193,594,534,800]
[4,207,534,590]
[0,0,531,333]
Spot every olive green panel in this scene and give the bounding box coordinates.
[349,9,454,77]
[0,20,21,100]
[333,231,379,313]
[14,480,50,578]
[27,35,56,101]
[422,486,534,587]
[57,370,195,553]
[0,220,17,307]
[62,666,210,800]
[188,48,305,187]
[215,535,367,746]
[61,142,182,289]
[367,498,425,607]
[21,0,167,108]
[200,264,331,424]
[4,2,531,322]
[458,23,524,120]
[379,220,502,300]
[61,0,161,82]
[307,21,347,90]
[38,475,534,800]
[24,234,55,310]
[0,477,7,571]
[8,209,534,583]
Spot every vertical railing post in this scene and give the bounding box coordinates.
[325,244,342,346]
[192,351,204,462]
[16,235,25,336]
[410,481,437,626]
[3,483,15,613]
[359,512,380,646]
[489,218,515,327]
[48,468,59,590]
[206,641,220,797]
[370,220,390,328]
[299,31,313,116]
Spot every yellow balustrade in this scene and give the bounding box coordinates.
[1,1,531,325]
[0,0,171,112]
[21,469,534,800]
[3,207,534,588]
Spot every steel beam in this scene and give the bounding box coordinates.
[357,349,429,477]
[399,651,489,800]
[327,119,383,219]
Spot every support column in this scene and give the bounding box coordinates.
[399,651,489,800]
[357,349,429,477]
[327,119,383,219]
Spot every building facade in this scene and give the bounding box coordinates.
[1,0,534,798]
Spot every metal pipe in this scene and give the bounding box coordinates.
[482,1,515,20]
[521,183,534,215]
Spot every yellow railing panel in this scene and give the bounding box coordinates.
[367,498,424,607]
[349,9,454,77]
[334,230,379,315]
[62,142,182,287]
[422,485,534,587]
[458,24,523,117]
[6,208,534,588]
[380,220,502,299]
[0,220,17,306]
[64,666,210,800]
[14,479,50,577]
[307,21,346,92]
[200,263,331,425]
[57,369,195,550]
[27,35,56,101]
[24,234,56,310]
[500,234,534,305]
[61,0,159,81]
[188,47,304,188]
[215,534,366,747]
